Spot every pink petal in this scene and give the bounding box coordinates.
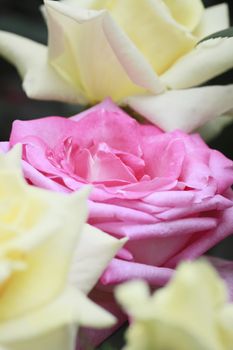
[101,258,173,286]
[142,134,185,179]
[157,195,233,221]
[10,117,78,149]
[88,201,155,224]
[0,141,10,152]
[209,150,233,193]
[95,217,217,239]
[143,190,195,207]
[22,160,69,192]
[90,148,137,183]
[165,201,233,267]
[77,288,126,349]
[71,99,143,157]
[125,235,191,266]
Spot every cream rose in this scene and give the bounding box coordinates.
[116,260,233,350]
[0,0,233,137]
[0,146,124,350]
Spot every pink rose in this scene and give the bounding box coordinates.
[5,98,233,288]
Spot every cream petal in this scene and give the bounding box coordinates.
[0,286,115,345]
[194,3,230,39]
[97,0,196,75]
[45,0,163,103]
[161,37,233,89]
[126,85,233,132]
[115,280,150,316]
[102,12,164,95]
[0,186,90,322]
[127,319,208,350]
[148,261,228,350]
[163,0,204,31]
[60,0,97,7]
[0,145,22,173]
[116,261,229,350]
[69,223,126,294]
[4,326,76,350]
[0,31,86,104]
[218,305,233,347]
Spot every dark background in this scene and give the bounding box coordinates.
[0,0,233,261]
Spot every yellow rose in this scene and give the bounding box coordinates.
[0,0,233,137]
[116,260,233,350]
[0,146,124,350]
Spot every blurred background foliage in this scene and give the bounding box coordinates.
[0,1,233,265]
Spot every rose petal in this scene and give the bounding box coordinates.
[22,160,69,193]
[161,37,233,89]
[143,136,185,179]
[126,235,191,266]
[209,150,233,193]
[96,216,217,240]
[194,3,230,39]
[0,286,115,344]
[77,289,126,350]
[166,202,233,267]
[0,31,84,104]
[89,201,155,224]
[163,0,204,31]
[45,0,163,102]
[157,195,233,221]
[102,0,196,75]
[0,187,89,321]
[90,149,137,183]
[101,258,173,286]
[68,224,126,295]
[1,326,77,350]
[0,142,10,153]
[126,85,233,132]
[143,190,195,207]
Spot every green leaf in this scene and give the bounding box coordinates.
[198,26,233,44]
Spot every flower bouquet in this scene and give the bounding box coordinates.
[0,0,233,349]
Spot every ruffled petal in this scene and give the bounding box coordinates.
[165,203,233,267]
[45,0,163,103]
[126,85,233,132]
[101,258,173,287]
[100,0,196,74]
[0,186,89,321]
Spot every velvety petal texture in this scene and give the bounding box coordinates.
[0,0,233,135]
[116,260,233,350]
[5,100,233,293]
[0,146,122,350]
